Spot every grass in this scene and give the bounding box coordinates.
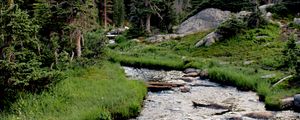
[0,62,147,120]
[107,23,300,110]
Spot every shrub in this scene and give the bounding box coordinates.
[247,11,268,28]
[83,29,107,58]
[282,35,299,74]
[266,4,289,18]
[115,35,127,43]
[216,16,247,40]
[0,6,64,108]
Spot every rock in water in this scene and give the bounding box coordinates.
[176,8,231,34]
[244,111,273,119]
[183,68,200,74]
[294,94,300,109]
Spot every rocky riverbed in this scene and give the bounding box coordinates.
[123,67,300,120]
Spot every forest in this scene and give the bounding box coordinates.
[0,0,300,119]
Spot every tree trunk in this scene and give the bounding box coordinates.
[146,14,151,33]
[75,29,82,57]
[144,0,151,33]
[104,0,107,29]
[7,0,13,7]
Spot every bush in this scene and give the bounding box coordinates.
[83,29,107,58]
[247,11,268,28]
[0,6,64,108]
[115,35,127,43]
[216,16,247,40]
[266,4,289,18]
[282,35,299,74]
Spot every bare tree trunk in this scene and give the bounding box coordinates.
[146,14,151,33]
[104,0,107,29]
[7,0,13,7]
[75,29,82,57]
[145,0,151,33]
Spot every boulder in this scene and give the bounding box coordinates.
[108,40,115,45]
[179,77,195,82]
[259,4,274,15]
[281,97,294,109]
[183,72,199,77]
[177,8,231,34]
[183,68,201,74]
[266,12,273,21]
[199,69,209,78]
[244,111,273,119]
[294,18,300,25]
[180,86,191,93]
[294,94,300,109]
[195,31,223,47]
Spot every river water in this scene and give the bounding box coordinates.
[123,67,300,120]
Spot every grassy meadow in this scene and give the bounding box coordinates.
[0,62,147,120]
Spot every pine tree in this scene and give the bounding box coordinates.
[113,0,125,27]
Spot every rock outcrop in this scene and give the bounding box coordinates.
[177,8,231,34]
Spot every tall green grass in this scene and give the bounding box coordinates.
[208,67,258,91]
[0,62,147,120]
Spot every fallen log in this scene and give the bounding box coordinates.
[272,75,293,87]
[147,82,185,87]
[147,82,185,92]
[192,100,232,110]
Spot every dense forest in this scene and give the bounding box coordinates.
[0,0,300,119]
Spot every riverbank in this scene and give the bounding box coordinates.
[107,24,300,110]
[0,62,147,120]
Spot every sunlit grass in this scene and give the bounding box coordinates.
[1,62,147,120]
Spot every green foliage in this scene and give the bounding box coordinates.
[115,35,127,43]
[266,1,300,18]
[0,62,147,120]
[191,0,255,14]
[0,6,63,108]
[217,16,247,40]
[247,10,268,28]
[282,35,300,74]
[113,0,125,27]
[208,67,258,91]
[83,29,107,58]
[266,4,289,18]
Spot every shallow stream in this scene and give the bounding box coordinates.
[123,67,300,120]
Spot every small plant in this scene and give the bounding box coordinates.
[115,35,127,43]
[282,35,299,74]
